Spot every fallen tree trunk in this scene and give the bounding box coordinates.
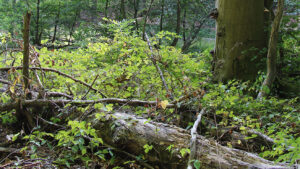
[90,111,294,169]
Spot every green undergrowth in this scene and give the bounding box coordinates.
[0,20,299,167]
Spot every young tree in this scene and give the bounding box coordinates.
[258,0,284,98]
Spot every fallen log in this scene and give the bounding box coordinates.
[89,111,294,169]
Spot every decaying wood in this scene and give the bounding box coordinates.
[0,98,176,112]
[90,111,294,169]
[22,12,31,93]
[187,109,205,169]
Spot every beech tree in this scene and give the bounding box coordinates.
[213,0,272,81]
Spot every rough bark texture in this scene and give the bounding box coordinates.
[23,12,31,96]
[170,0,181,46]
[258,0,284,99]
[120,0,126,20]
[90,111,293,169]
[35,0,41,45]
[21,12,35,129]
[214,0,267,81]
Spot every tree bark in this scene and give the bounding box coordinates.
[142,0,154,40]
[170,0,181,46]
[89,111,293,169]
[159,0,164,45]
[257,0,284,99]
[35,0,41,45]
[214,0,267,81]
[52,2,60,43]
[182,7,186,43]
[21,11,35,130]
[181,19,207,53]
[105,0,109,19]
[133,0,140,33]
[23,12,31,94]
[120,0,126,20]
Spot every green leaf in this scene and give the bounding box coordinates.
[193,160,201,169]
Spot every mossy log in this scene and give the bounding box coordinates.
[89,111,293,169]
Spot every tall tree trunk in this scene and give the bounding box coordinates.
[214,0,267,81]
[170,0,181,46]
[92,0,98,21]
[181,19,207,52]
[68,11,79,45]
[9,0,16,37]
[21,11,35,130]
[35,0,41,45]
[133,0,140,33]
[142,0,154,40]
[120,0,126,20]
[23,13,31,92]
[52,3,60,43]
[159,0,164,45]
[182,7,186,43]
[105,0,109,19]
[257,0,284,99]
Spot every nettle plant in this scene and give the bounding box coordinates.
[201,80,299,164]
[54,121,104,167]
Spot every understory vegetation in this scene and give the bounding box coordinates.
[0,0,299,168]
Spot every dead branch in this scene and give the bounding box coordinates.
[0,147,20,153]
[0,66,107,98]
[45,92,73,99]
[0,98,176,112]
[187,108,205,169]
[145,33,174,100]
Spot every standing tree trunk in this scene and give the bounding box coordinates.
[92,0,98,21]
[142,0,154,40]
[52,3,60,43]
[35,0,41,45]
[258,0,284,99]
[170,0,181,46]
[159,0,164,45]
[23,12,31,93]
[21,11,35,130]
[68,11,80,45]
[213,0,267,81]
[9,0,17,37]
[133,0,140,34]
[105,0,109,19]
[120,0,126,20]
[182,7,186,43]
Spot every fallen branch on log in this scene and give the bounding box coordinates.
[0,98,176,112]
[187,108,205,169]
[89,111,294,169]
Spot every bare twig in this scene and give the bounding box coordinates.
[187,109,205,169]
[46,92,73,99]
[145,33,174,101]
[82,75,99,100]
[38,116,66,129]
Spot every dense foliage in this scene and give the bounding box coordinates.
[0,0,299,168]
